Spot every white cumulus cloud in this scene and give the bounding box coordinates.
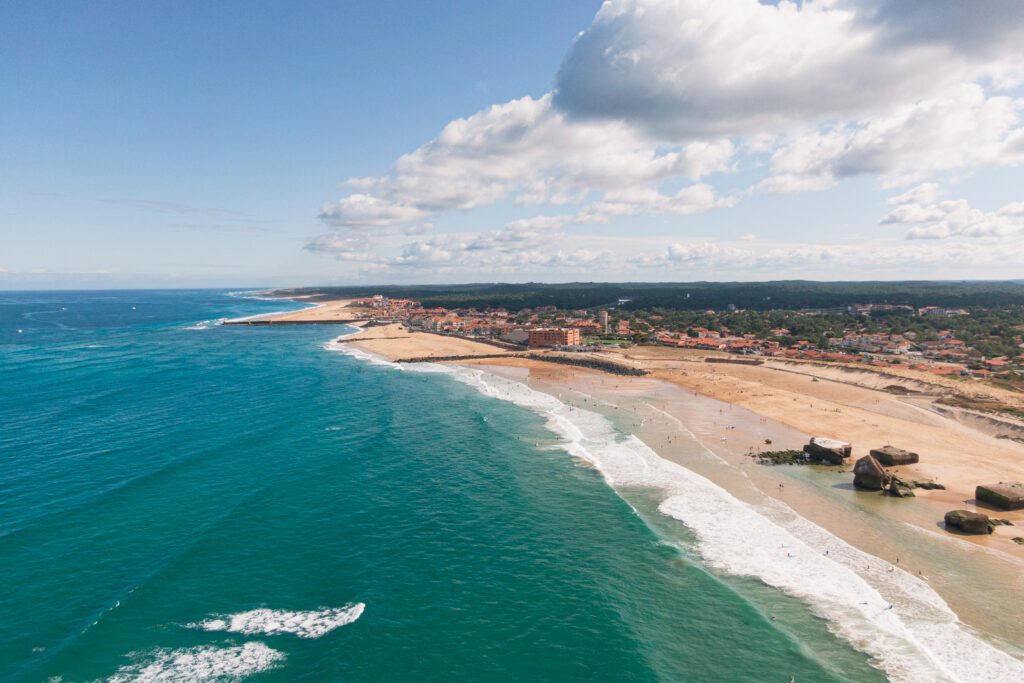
[308,0,1024,277]
[879,189,1024,240]
[554,0,1024,138]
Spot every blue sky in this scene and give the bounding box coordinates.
[3,0,1024,288]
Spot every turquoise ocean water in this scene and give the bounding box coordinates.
[1,290,897,681]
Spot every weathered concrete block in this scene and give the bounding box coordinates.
[853,455,887,491]
[944,509,992,534]
[976,482,1024,511]
[804,436,851,465]
[870,445,919,466]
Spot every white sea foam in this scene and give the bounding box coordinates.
[455,369,1024,682]
[328,346,1024,682]
[323,336,450,374]
[189,604,364,639]
[329,327,365,342]
[220,293,322,324]
[183,318,225,330]
[108,642,283,682]
[225,290,281,301]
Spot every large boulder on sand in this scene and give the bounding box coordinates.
[944,510,993,535]
[870,445,919,466]
[853,455,888,490]
[804,437,851,465]
[975,482,1024,511]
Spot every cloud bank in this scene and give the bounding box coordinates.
[309,0,1024,278]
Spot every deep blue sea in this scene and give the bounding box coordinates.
[0,290,896,681]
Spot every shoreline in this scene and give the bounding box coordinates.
[345,324,1024,555]
[339,324,1024,659]
[326,330,1024,680]
[223,297,371,325]
[471,360,1024,643]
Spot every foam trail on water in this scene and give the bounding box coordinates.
[188,603,365,639]
[222,292,322,324]
[107,642,283,682]
[226,290,281,301]
[224,306,317,324]
[182,318,225,330]
[326,345,1024,682]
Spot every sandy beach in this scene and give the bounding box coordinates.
[610,349,1024,534]
[343,321,516,357]
[225,297,372,324]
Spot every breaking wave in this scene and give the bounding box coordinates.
[188,603,365,639]
[107,642,283,682]
[182,318,225,330]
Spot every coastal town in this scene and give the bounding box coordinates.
[349,293,1024,383]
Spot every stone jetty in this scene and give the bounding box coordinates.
[393,352,650,377]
